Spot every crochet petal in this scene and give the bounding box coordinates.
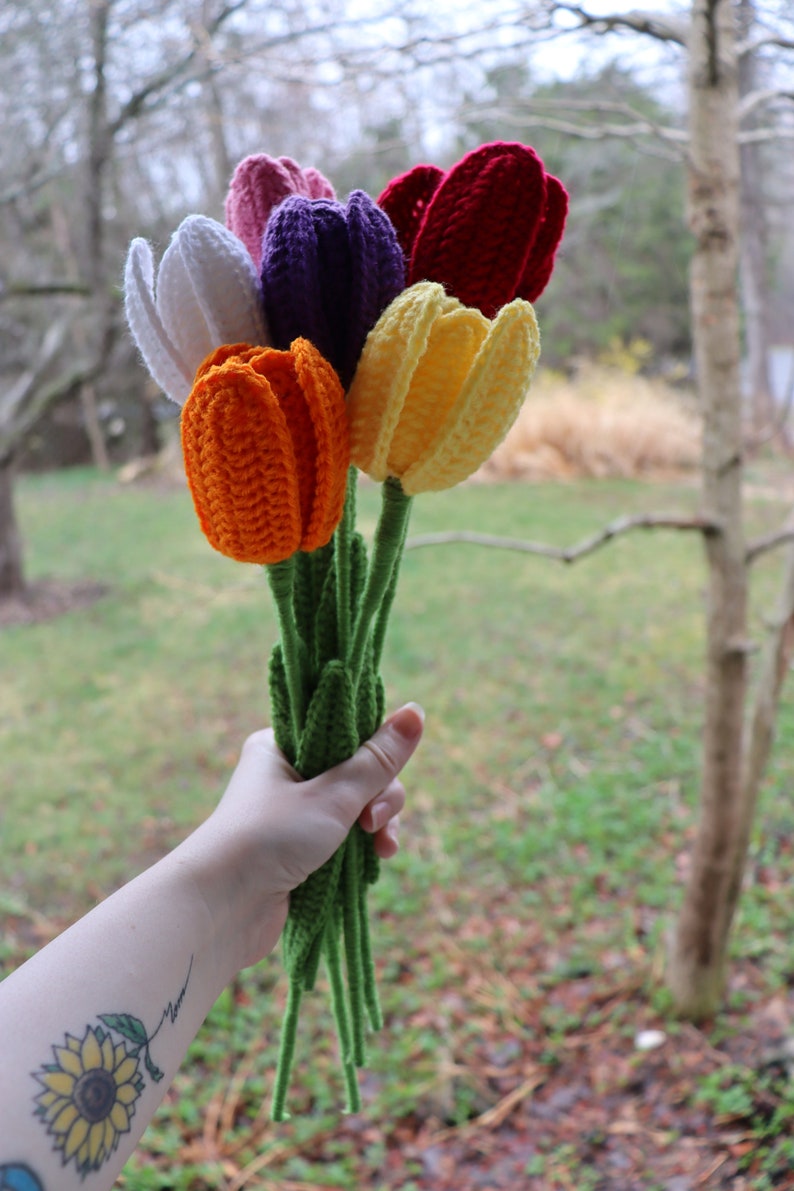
[347,281,449,481]
[402,298,540,493]
[302,165,336,200]
[261,196,351,375]
[247,347,318,538]
[409,142,547,318]
[377,163,444,260]
[123,238,194,405]
[225,154,335,269]
[343,190,405,387]
[225,155,296,269]
[278,156,335,201]
[290,337,350,551]
[516,173,569,303]
[387,302,489,477]
[158,215,267,373]
[181,361,302,564]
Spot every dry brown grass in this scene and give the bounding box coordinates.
[481,364,702,481]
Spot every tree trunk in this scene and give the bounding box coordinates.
[667,0,748,1019]
[738,0,775,438]
[80,0,112,471]
[0,458,26,599]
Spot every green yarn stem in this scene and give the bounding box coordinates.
[324,912,362,1114]
[268,478,412,1119]
[358,872,382,1030]
[370,491,412,675]
[267,557,305,742]
[271,979,303,1122]
[348,477,413,690]
[334,468,358,663]
[342,827,366,1067]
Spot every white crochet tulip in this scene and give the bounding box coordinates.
[124,214,269,405]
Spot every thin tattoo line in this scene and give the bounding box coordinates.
[147,953,194,1044]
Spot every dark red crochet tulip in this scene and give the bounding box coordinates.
[378,141,567,318]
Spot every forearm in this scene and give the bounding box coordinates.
[0,839,274,1191]
[0,711,421,1189]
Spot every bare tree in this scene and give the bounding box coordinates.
[450,0,794,1017]
[0,320,94,597]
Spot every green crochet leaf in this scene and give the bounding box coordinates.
[313,554,339,674]
[281,660,360,981]
[295,659,358,778]
[268,644,297,767]
[349,531,369,611]
[293,542,335,676]
[282,842,347,980]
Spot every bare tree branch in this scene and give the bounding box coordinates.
[0,163,68,208]
[746,526,794,565]
[0,282,92,301]
[406,512,720,564]
[737,33,794,56]
[738,126,794,143]
[739,87,794,120]
[547,2,688,45]
[461,104,687,160]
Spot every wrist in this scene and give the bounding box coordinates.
[168,817,288,982]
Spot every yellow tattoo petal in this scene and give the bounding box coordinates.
[87,1120,106,1166]
[101,1032,115,1071]
[81,1027,103,1070]
[63,1114,89,1159]
[113,1055,139,1085]
[50,1101,80,1135]
[110,1101,130,1133]
[53,1045,84,1079]
[40,1069,76,1097]
[116,1080,139,1105]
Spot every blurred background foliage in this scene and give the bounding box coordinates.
[1,0,790,475]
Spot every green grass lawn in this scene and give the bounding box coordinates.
[4,465,794,1187]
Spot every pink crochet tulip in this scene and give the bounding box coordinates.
[225,154,335,270]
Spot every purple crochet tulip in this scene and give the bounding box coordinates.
[260,190,405,388]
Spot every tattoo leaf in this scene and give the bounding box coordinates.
[144,1049,165,1083]
[99,1012,149,1048]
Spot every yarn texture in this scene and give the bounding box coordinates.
[181,340,349,565]
[225,153,335,270]
[261,190,405,387]
[347,281,541,493]
[124,215,268,406]
[379,140,568,315]
[124,138,566,1123]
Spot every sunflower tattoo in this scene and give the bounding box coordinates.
[29,961,192,1178]
[32,1021,147,1176]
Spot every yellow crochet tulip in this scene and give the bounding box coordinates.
[347,281,540,494]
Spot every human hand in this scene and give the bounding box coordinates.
[181,704,424,974]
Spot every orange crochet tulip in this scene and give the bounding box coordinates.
[182,339,349,564]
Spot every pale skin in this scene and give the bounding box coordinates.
[0,703,424,1190]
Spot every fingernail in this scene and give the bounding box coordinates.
[386,702,425,741]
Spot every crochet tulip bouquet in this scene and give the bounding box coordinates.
[124,143,567,1118]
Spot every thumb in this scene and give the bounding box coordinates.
[310,703,425,828]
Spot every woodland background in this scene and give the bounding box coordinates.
[3,1,794,1187]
